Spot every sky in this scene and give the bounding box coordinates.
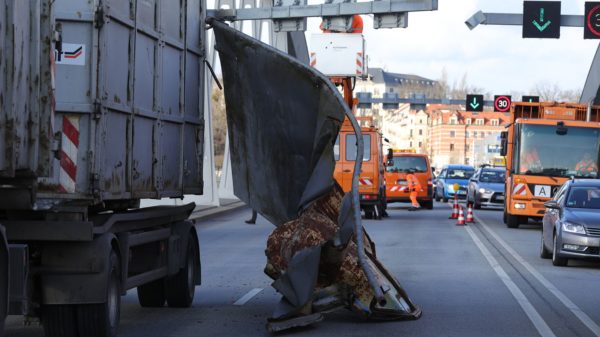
[305,0,599,97]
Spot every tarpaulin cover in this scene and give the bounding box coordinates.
[212,20,347,227]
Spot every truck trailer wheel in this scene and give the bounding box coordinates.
[76,250,121,337]
[137,279,166,307]
[166,236,199,308]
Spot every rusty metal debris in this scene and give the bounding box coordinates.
[210,18,421,331]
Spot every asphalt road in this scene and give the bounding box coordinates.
[5,201,600,337]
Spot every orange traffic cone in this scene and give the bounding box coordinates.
[466,203,475,223]
[456,206,465,226]
[449,195,459,219]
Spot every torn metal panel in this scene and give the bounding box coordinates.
[211,19,421,331]
[211,19,345,226]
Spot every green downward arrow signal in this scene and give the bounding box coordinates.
[532,8,551,32]
[470,97,480,109]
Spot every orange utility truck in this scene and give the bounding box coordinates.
[334,116,386,219]
[502,102,600,228]
[384,149,434,209]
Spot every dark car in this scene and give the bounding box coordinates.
[541,179,600,266]
[466,166,506,209]
[434,165,475,202]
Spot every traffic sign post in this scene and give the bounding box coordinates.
[522,95,540,103]
[466,94,484,112]
[494,95,512,112]
[522,1,561,38]
[585,2,600,39]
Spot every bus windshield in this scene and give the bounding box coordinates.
[517,124,600,178]
[386,156,428,173]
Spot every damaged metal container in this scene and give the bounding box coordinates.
[211,19,421,332]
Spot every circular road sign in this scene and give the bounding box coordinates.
[587,4,600,37]
[494,96,511,112]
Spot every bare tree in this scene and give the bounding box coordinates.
[532,82,582,102]
[211,81,228,171]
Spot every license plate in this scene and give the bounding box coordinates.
[496,195,504,201]
[534,185,551,198]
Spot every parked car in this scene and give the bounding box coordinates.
[434,165,475,202]
[466,166,506,209]
[541,179,600,266]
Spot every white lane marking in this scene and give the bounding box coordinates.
[233,288,263,306]
[464,225,556,337]
[476,215,600,337]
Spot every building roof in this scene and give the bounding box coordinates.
[369,68,436,87]
[428,107,511,126]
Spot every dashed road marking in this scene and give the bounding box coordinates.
[233,288,263,306]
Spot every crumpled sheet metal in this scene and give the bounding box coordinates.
[211,20,345,227]
[210,19,421,330]
[265,184,421,328]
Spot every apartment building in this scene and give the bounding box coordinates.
[428,107,510,169]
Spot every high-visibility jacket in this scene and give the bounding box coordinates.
[521,150,541,172]
[576,159,598,173]
[406,173,422,192]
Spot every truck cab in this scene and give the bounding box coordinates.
[503,102,600,228]
[334,117,386,219]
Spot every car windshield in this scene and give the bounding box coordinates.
[386,156,428,173]
[517,124,600,178]
[565,186,600,209]
[479,170,505,183]
[446,169,473,179]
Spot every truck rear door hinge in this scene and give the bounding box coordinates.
[94,6,105,29]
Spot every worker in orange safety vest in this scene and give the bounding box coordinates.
[575,152,598,176]
[406,169,424,211]
[320,15,363,33]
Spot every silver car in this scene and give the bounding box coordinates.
[541,179,600,266]
[466,167,505,209]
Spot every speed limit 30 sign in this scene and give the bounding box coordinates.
[494,95,512,112]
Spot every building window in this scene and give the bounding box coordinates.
[450,143,454,151]
[473,131,478,138]
[419,129,423,136]
[450,117,457,125]
[465,118,472,125]
[465,157,470,165]
[410,129,413,137]
[450,131,455,137]
[465,131,470,138]
[481,132,485,138]
[419,119,423,124]
[410,141,413,148]
[419,141,422,148]
[491,119,499,126]
[465,144,470,151]
[476,119,484,125]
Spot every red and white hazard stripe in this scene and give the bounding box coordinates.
[390,186,402,192]
[356,52,363,76]
[359,177,373,186]
[310,52,317,68]
[513,183,527,196]
[59,116,80,193]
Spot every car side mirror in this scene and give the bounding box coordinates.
[543,200,560,209]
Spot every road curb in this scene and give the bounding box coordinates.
[190,200,247,222]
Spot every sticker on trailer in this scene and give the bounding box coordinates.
[533,185,551,197]
[56,43,86,66]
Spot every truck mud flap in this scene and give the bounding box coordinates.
[211,20,420,331]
